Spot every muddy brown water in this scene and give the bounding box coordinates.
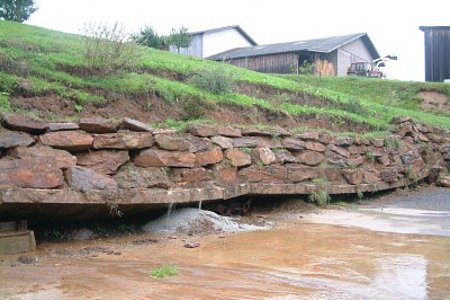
[1,213,449,300]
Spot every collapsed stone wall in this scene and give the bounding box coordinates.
[0,114,449,212]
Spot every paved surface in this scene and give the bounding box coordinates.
[304,187,450,237]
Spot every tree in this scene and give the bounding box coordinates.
[0,0,38,23]
[167,26,192,54]
[132,26,164,49]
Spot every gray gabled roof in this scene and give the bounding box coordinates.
[208,32,379,60]
[189,25,257,46]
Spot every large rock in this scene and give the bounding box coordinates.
[328,144,350,159]
[2,114,48,134]
[65,166,117,193]
[296,150,325,166]
[0,130,34,149]
[216,126,242,137]
[134,149,196,168]
[114,165,171,189]
[436,174,450,187]
[335,137,353,147]
[232,137,259,148]
[275,149,298,164]
[363,169,381,184]
[39,131,93,151]
[120,117,153,132]
[195,147,223,167]
[48,122,79,132]
[287,166,319,182]
[342,169,364,185]
[78,117,117,134]
[0,158,64,188]
[281,138,305,151]
[186,136,211,153]
[297,132,319,141]
[211,136,233,150]
[93,131,153,150]
[10,145,76,169]
[305,141,326,152]
[252,147,276,165]
[380,168,399,183]
[347,156,365,168]
[171,168,212,186]
[225,149,251,167]
[213,164,238,184]
[238,165,287,183]
[75,150,129,175]
[188,124,216,137]
[154,134,192,151]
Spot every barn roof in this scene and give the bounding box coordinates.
[208,32,379,60]
[190,25,257,46]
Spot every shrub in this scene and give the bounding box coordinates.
[181,97,214,120]
[148,265,179,278]
[308,189,331,206]
[190,66,235,95]
[82,22,142,75]
[132,26,164,49]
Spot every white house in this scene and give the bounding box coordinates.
[170,25,257,58]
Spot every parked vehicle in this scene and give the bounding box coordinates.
[347,55,397,78]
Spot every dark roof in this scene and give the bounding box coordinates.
[208,32,379,60]
[419,26,450,31]
[189,25,257,46]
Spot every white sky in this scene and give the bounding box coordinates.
[27,0,449,81]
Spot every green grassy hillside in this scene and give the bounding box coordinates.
[0,20,449,134]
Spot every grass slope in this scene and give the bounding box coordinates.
[0,20,449,133]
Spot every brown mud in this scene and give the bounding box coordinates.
[1,199,449,300]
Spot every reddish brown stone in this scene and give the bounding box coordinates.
[322,169,346,184]
[392,116,411,124]
[0,130,34,149]
[253,147,276,165]
[335,137,353,147]
[305,141,326,152]
[114,165,171,189]
[242,127,273,136]
[93,131,153,150]
[319,133,333,144]
[213,164,238,184]
[297,132,319,141]
[154,134,192,151]
[65,166,117,193]
[134,149,196,168]
[380,168,399,183]
[186,136,211,153]
[10,145,76,169]
[188,124,216,137]
[436,174,450,187]
[195,147,223,167]
[275,149,298,164]
[281,138,305,151]
[413,132,429,142]
[48,122,79,132]
[348,145,363,155]
[372,139,385,148]
[342,169,364,185]
[78,117,117,133]
[76,150,129,175]
[232,137,259,148]
[238,165,287,183]
[171,168,212,185]
[2,114,48,134]
[397,123,413,138]
[328,144,350,159]
[405,159,425,179]
[39,131,93,151]
[225,149,251,167]
[347,156,365,168]
[120,117,153,132]
[287,166,319,182]
[363,169,381,184]
[0,158,63,188]
[212,136,233,150]
[216,126,242,137]
[377,153,390,166]
[296,150,325,166]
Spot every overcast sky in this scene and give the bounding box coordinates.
[27,0,449,81]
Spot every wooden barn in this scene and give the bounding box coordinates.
[170,25,257,58]
[208,33,380,76]
[419,26,450,82]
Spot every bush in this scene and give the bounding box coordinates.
[190,66,235,95]
[82,22,142,75]
[132,26,164,49]
[181,97,214,120]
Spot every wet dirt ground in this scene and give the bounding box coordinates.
[1,188,450,300]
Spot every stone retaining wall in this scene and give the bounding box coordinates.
[0,114,449,216]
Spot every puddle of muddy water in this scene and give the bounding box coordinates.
[1,218,449,300]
